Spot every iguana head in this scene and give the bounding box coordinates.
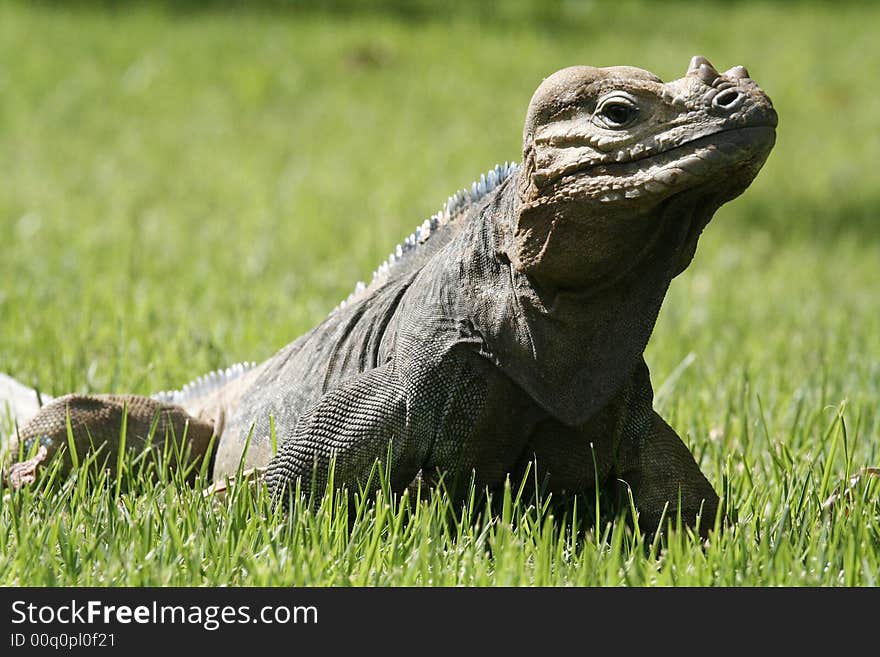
[512,56,777,290]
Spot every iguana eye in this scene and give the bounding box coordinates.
[595,96,639,129]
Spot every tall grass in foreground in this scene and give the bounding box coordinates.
[2,401,877,586]
[1,2,878,585]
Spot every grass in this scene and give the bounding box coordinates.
[1,0,878,585]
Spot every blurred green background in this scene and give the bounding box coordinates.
[1,0,877,479]
[1,0,878,586]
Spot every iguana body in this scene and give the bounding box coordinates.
[2,56,776,531]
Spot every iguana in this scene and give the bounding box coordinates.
[2,56,776,532]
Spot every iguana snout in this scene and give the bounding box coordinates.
[511,56,777,289]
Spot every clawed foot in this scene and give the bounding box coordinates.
[821,467,880,512]
[202,467,266,501]
[3,445,49,491]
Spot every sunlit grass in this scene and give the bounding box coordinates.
[3,432,877,586]
[1,1,878,585]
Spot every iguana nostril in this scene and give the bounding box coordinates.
[713,88,742,109]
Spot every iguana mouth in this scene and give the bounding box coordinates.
[555,125,777,201]
[599,124,775,170]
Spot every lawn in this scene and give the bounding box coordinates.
[1,0,878,585]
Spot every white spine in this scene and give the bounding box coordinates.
[152,361,258,406]
[335,161,519,311]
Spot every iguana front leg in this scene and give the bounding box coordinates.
[517,360,719,535]
[264,363,432,504]
[608,361,719,534]
[616,411,719,535]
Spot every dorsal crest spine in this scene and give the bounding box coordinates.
[337,161,519,310]
[152,361,257,405]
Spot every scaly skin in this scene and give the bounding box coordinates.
[2,56,776,533]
